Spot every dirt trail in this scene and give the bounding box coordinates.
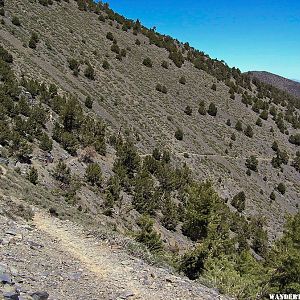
[33,212,143,298]
[139,152,288,162]
[33,212,226,300]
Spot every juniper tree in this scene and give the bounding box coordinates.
[208,103,217,116]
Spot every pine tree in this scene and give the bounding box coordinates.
[27,167,38,185]
[143,57,153,68]
[161,196,178,231]
[198,100,206,115]
[184,105,192,116]
[208,103,217,116]
[245,155,258,172]
[85,163,102,187]
[85,96,93,109]
[135,214,163,253]
[235,120,243,131]
[244,125,254,138]
[175,128,183,141]
[53,160,71,185]
[231,191,246,212]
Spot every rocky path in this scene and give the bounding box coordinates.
[0,210,231,300]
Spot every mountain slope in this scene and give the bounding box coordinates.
[248,71,300,99]
[0,0,300,298]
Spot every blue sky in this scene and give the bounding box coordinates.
[104,0,300,80]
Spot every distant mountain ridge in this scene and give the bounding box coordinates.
[247,71,300,99]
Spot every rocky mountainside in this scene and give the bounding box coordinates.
[0,0,299,299]
[248,71,300,100]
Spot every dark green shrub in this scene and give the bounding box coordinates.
[277,182,286,195]
[207,103,217,116]
[12,16,21,26]
[292,151,300,172]
[27,167,38,185]
[226,119,231,126]
[245,155,258,172]
[120,48,127,57]
[161,197,178,231]
[260,110,268,120]
[235,120,243,131]
[135,39,141,46]
[175,128,183,140]
[244,125,254,138]
[179,245,208,280]
[143,57,153,68]
[98,13,105,22]
[85,96,93,109]
[84,64,95,80]
[231,133,236,141]
[161,60,168,69]
[54,160,71,185]
[111,43,120,54]
[289,134,300,146]
[184,105,192,116]
[102,59,110,70]
[270,191,276,201]
[256,117,262,127]
[68,58,80,76]
[211,83,217,91]
[179,76,186,85]
[271,150,289,169]
[106,32,114,41]
[29,32,39,49]
[272,141,278,152]
[0,8,4,16]
[169,50,184,68]
[156,83,167,94]
[135,214,163,253]
[198,101,206,115]
[231,191,246,212]
[152,147,161,160]
[39,132,53,152]
[0,46,13,63]
[85,163,102,187]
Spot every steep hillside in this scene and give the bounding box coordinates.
[0,0,299,299]
[248,71,300,100]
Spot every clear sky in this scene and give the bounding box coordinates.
[103,0,300,80]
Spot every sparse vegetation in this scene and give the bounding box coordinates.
[0,5,299,300]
